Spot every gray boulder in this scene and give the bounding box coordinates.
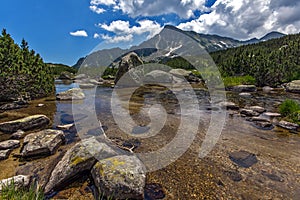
[217,101,239,110]
[0,149,12,160]
[92,155,146,200]
[0,140,20,150]
[263,112,281,118]
[0,115,50,134]
[240,109,260,117]
[59,71,75,80]
[247,106,266,113]
[286,80,300,93]
[144,70,174,84]
[233,85,257,92]
[11,130,26,139]
[0,175,31,192]
[277,120,299,131]
[56,88,85,100]
[44,137,118,194]
[21,129,65,158]
[79,83,95,89]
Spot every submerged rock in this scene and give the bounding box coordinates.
[44,137,118,194]
[229,150,258,168]
[253,121,274,130]
[21,129,65,158]
[56,88,85,100]
[240,109,260,117]
[0,149,13,160]
[248,106,266,113]
[79,83,95,89]
[217,101,239,110]
[285,80,300,93]
[0,115,50,134]
[144,183,166,200]
[239,92,252,97]
[92,155,146,200]
[277,120,299,131]
[233,85,257,92]
[0,140,20,150]
[0,175,31,192]
[0,102,27,111]
[224,170,243,182]
[263,112,281,118]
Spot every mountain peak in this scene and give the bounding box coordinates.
[260,31,285,41]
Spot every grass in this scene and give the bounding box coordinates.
[279,99,300,124]
[0,181,44,200]
[222,75,256,87]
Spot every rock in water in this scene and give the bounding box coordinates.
[44,137,118,194]
[0,115,50,134]
[240,109,260,117]
[144,70,174,84]
[0,175,31,192]
[92,155,146,200]
[0,149,13,160]
[114,52,143,85]
[21,129,65,158]
[0,140,20,150]
[277,120,299,131]
[286,80,300,93]
[169,68,192,78]
[229,150,258,168]
[56,88,85,100]
[248,106,266,113]
[217,101,239,110]
[233,85,257,92]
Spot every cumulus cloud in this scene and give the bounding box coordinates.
[177,0,300,40]
[98,19,162,43]
[89,5,105,14]
[70,30,88,37]
[101,34,133,43]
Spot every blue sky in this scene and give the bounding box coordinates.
[1,0,299,66]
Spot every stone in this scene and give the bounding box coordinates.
[75,74,88,80]
[285,80,300,93]
[56,124,75,131]
[239,93,252,97]
[249,117,271,123]
[89,79,101,85]
[0,175,31,192]
[115,52,143,85]
[261,171,284,182]
[277,120,299,131]
[224,170,243,182]
[263,86,274,93]
[59,71,75,80]
[44,137,118,194]
[37,104,44,107]
[11,130,26,139]
[0,102,26,111]
[92,155,146,200]
[263,112,281,118]
[21,129,65,158]
[233,85,257,92]
[56,88,85,100]
[79,83,95,89]
[247,106,266,113]
[240,109,260,117]
[169,68,192,78]
[0,115,50,134]
[253,121,274,130]
[144,70,174,84]
[0,140,20,150]
[144,183,166,200]
[229,150,258,168]
[217,101,239,110]
[0,149,13,160]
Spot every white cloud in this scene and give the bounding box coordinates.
[101,34,133,43]
[98,19,162,43]
[90,0,116,6]
[89,5,105,14]
[70,30,88,37]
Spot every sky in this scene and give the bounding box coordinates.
[0,0,300,66]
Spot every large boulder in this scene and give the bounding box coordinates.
[92,155,146,200]
[44,137,118,194]
[115,52,143,85]
[286,80,300,93]
[21,129,65,158]
[233,85,257,92]
[144,70,174,84]
[0,115,50,134]
[56,88,85,100]
[0,140,20,150]
[0,175,31,192]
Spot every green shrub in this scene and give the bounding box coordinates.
[279,99,300,123]
[222,75,256,87]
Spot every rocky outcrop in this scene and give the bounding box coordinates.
[0,140,20,150]
[0,115,50,134]
[92,155,146,200]
[44,137,118,194]
[21,129,65,158]
[285,80,300,93]
[0,175,31,192]
[233,85,257,92]
[56,88,85,100]
[114,52,143,85]
[144,70,174,84]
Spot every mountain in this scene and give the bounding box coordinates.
[259,31,286,41]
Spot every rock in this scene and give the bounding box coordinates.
[285,80,300,93]
[263,112,281,118]
[249,117,270,123]
[263,86,274,93]
[239,93,252,97]
[0,149,13,160]
[0,140,20,150]
[233,85,257,92]
[92,155,146,200]
[169,69,192,77]
[0,102,27,111]
[224,170,243,182]
[144,70,174,84]
[56,124,75,131]
[75,74,87,80]
[56,88,85,100]
[44,137,118,194]
[218,101,239,110]
[229,150,258,168]
[247,106,266,113]
[0,115,50,134]
[261,171,284,182]
[115,52,143,85]
[240,109,260,117]
[21,129,65,158]
[144,183,166,200]
[37,104,44,107]
[11,130,26,139]
[0,175,31,192]
[79,83,95,89]
[59,71,75,80]
[89,79,101,85]
[253,121,274,130]
[277,120,299,131]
